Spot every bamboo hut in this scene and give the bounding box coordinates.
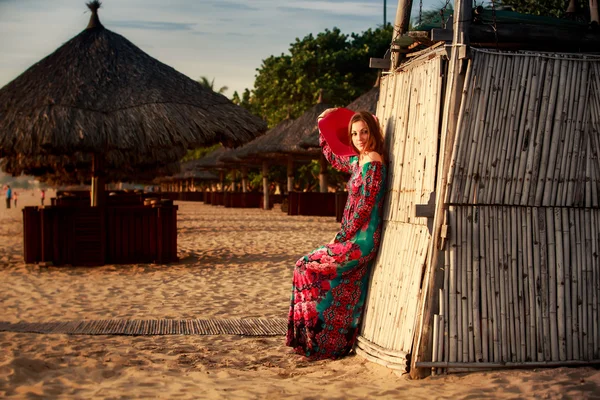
[357,0,600,378]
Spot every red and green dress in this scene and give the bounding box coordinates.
[286,134,386,359]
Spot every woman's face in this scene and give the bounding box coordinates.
[351,120,370,153]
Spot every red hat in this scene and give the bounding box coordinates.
[317,107,357,157]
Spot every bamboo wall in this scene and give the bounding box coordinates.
[431,50,600,371]
[357,52,446,371]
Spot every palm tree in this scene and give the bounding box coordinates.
[197,76,228,94]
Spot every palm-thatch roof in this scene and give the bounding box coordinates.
[299,86,380,149]
[219,118,295,166]
[240,103,331,162]
[187,146,232,171]
[0,1,266,179]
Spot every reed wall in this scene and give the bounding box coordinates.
[357,53,446,371]
[430,50,600,372]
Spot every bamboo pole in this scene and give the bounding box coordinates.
[591,209,599,359]
[495,56,519,204]
[545,207,560,361]
[539,208,551,361]
[444,233,451,362]
[557,61,580,204]
[457,207,464,362]
[432,313,440,376]
[520,58,549,206]
[461,207,470,362]
[491,207,503,361]
[490,56,513,205]
[548,60,573,205]
[535,59,562,205]
[576,209,585,359]
[497,207,509,362]
[532,207,544,361]
[416,359,600,369]
[479,206,489,361]
[566,62,590,206]
[513,207,526,360]
[541,59,568,206]
[510,57,535,204]
[466,207,475,362]
[505,207,517,361]
[555,208,566,361]
[525,207,536,361]
[546,208,559,361]
[449,206,458,362]
[468,53,497,204]
[569,208,579,360]
[585,209,594,359]
[473,206,483,361]
[562,208,572,360]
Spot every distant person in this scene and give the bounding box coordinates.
[287,109,387,360]
[5,185,11,209]
[13,191,18,208]
[40,189,46,206]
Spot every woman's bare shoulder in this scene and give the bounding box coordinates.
[365,151,382,163]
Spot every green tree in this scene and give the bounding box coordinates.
[247,25,393,128]
[197,76,229,94]
[497,0,586,18]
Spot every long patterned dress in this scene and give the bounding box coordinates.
[286,133,387,360]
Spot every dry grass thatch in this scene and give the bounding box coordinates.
[299,87,380,149]
[232,104,330,163]
[186,146,232,171]
[0,150,182,184]
[0,1,266,175]
[219,118,295,166]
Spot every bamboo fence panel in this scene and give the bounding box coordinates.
[432,206,600,368]
[447,50,600,207]
[359,53,445,368]
[429,50,600,372]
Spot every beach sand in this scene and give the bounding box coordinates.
[1,192,599,399]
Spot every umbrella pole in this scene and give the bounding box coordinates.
[91,154,106,207]
[242,166,248,193]
[287,155,295,193]
[319,154,328,193]
[262,161,269,210]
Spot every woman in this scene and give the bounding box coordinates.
[286,109,387,360]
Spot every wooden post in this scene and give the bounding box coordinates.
[410,0,472,379]
[219,171,225,192]
[591,0,599,24]
[287,155,295,193]
[262,161,269,210]
[91,153,105,207]
[241,166,248,193]
[391,0,413,69]
[319,154,328,193]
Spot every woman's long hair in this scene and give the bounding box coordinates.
[347,111,386,163]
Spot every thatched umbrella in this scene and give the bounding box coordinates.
[187,146,234,191]
[219,118,295,193]
[0,1,266,205]
[0,154,180,186]
[239,100,332,199]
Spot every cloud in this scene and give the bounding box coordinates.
[211,1,260,11]
[109,20,196,32]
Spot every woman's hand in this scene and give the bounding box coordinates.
[317,108,338,122]
[329,234,337,244]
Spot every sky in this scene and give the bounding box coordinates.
[0,0,445,98]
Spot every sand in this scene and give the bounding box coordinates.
[1,191,599,399]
